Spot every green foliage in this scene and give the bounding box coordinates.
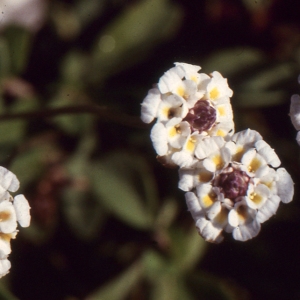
[91,152,158,230]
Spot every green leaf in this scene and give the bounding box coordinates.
[0,282,19,300]
[202,47,265,77]
[4,26,33,75]
[91,152,158,230]
[10,143,52,191]
[86,261,143,300]
[169,226,207,273]
[235,62,294,91]
[89,0,183,81]
[154,197,178,230]
[234,90,288,107]
[188,272,244,300]
[0,39,11,78]
[143,250,169,281]
[61,186,106,240]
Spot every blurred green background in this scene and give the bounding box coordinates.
[0,0,300,299]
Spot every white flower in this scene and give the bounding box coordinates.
[0,166,20,200]
[13,194,31,227]
[0,167,31,278]
[150,118,190,156]
[290,94,300,145]
[178,161,214,191]
[0,231,17,259]
[141,62,235,168]
[171,133,202,168]
[141,88,161,124]
[228,200,261,241]
[184,129,294,243]
[0,258,11,278]
[0,0,47,32]
[201,71,233,102]
[0,200,17,233]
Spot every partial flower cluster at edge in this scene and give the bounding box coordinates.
[0,167,31,278]
[141,62,294,243]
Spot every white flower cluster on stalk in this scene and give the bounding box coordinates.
[141,62,294,243]
[0,167,30,278]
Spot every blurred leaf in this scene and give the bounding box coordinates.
[10,142,56,190]
[74,0,105,28]
[62,133,104,239]
[236,62,294,91]
[48,88,94,135]
[202,48,265,77]
[89,0,183,81]
[60,51,89,86]
[143,251,195,300]
[0,282,18,300]
[51,3,80,40]
[86,261,143,300]
[0,39,11,77]
[169,226,207,273]
[62,187,106,240]
[188,272,248,300]
[91,152,158,230]
[235,90,288,107]
[150,273,178,300]
[4,26,32,75]
[154,197,178,230]
[0,97,38,145]
[143,250,169,280]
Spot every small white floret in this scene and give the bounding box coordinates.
[14,194,31,227]
[276,168,294,203]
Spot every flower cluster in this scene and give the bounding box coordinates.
[141,63,234,168]
[141,62,294,243]
[0,167,30,278]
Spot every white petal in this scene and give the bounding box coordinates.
[0,201,17,233]
[246,184,270,209]
[150,123,168,156]
[206,201,222,220]
[296,131,300,146]
[0,258,11,278]
[232,221,260,241]
[185,192,203,220]
[171,151,194,168]
[231,129,262,148]
[14,195,31,227]
[196,183,216,209]
[0,232,16,259]
[256,195,280,223]
[140,88,161,123]
[195,217,224,243]
[0,167,19,193]
[174,62,201,76]
[195,136,225,159]
[158,67,184,94]
[290,94,300,130]
[255,140,281,167]
[178,168,194,191]
[276,168,294,203]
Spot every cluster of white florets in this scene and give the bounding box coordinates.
[0,167,30,278]
[141,63,234,168]
[141,62,294,243]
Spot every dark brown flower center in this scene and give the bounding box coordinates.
[184,100,216,133]
[213,165,250,201]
